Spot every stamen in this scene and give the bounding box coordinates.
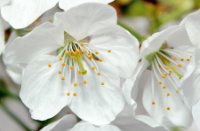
[162,86,166,89]
[61,77,65,81]
[58,70,62,74]
[97,72,101,76]
[73,93,77,96]
[91,67,96,70]
[177,64,182,68]
[83,80,87,85]
[95,51,99,55]
[99,58,103,62]
[152,101,156,105]
[48,64,52,68]
[100,81,105,86]
[66,92,70,96]
[74,83,78,87]
[166,106,171,111]
[59,57,63,61]
[167,92,171,97]
[62,63,66,67]
[70,66,74,70]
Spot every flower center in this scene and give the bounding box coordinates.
[48,32,112,97]
[145,42,194,110]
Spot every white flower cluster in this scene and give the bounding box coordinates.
[1,0,200,131]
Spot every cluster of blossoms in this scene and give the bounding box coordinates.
[1,0,200,131]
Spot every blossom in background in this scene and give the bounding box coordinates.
[180,9,200,131]
[0,0,10,54]
[123,15,198,129]
[3,3,139,126]
[0,0,114,29]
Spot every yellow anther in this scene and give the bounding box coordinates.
[99,58,103,62]
[187,58,190,61]
[177,64,182,68]
[97,72,101,76]
[73,93,77,96]
[62,63,66,67]
[161,74,167,78]
[83,50,87,54]
[95,51,99,55]
[162,86,166,89]
[164,66,169,70]
[91,67,96,70]
[61,77,65,81]
[65,51,69,55]
[100,81,105,86]
[83,80,87,85]
[168,71,172,76]
[172,56,177,60]
[78,70,82,75]
[74,83,78,87]
[167,92,171,97]
[66,92,70,96]
[108,50,112,53]
[58,70,62,74]
[48,64,52,68]
[72,55,75,59]
[59,57,63,61]
[88,54,93,60]
[180,58,184,61]
[152,101,156,105]
[176,90,180,94]
[159,81,162,85]
[166,107,171,111]
[70,66,74,70]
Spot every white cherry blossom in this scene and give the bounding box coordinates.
[3,3,139,125]
[1,0,114,29]
[123,23,197,129]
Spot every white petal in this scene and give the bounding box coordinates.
[20,55,71,121]
[69,62,125,125]
[3,22,63,83]
[181,10,200,47]
[89,25,139,78]
[192,101,200,131]
[182,63,200,106]
[122,60,148,106]
[0,0,9,7]
[41,114,77,131]
[59,0,114,11]
[54,3,117,40]
[135,115,162,128]
[141,26,179,58]
[114,112,165,131]
[71,122,121,131]
[141,25,193,58]
[142,71,193,128]
[1,0,59,29]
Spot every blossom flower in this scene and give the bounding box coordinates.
[180,9,200,131]
[1,0,114,29]
[123,22,197,129]
[0,0,9,54]
[3,3,139,125]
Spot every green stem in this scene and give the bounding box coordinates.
[118,20,145,42]
[171,127,181,131]
[0,101,32,131]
